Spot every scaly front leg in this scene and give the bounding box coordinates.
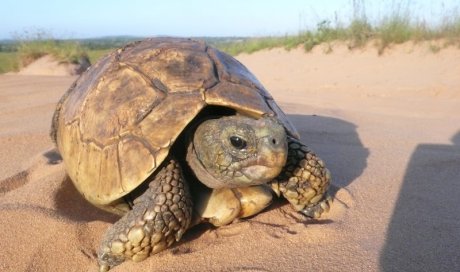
[270,137,332,218]
[97,159,193,271]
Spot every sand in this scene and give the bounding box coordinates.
[0,43,459,272]
[15,55,90,76]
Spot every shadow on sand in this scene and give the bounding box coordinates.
[54,177,118,223]
[380,131,460,271]
[288,114,369,195]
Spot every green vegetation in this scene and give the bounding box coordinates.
[12,30,88,68]
[0,33,142,74]
[86,49,113,64]
[0,52,18,73]
[212,14,460,56]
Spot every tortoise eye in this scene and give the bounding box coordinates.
[230,136,247,150]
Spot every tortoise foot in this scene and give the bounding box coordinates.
[271,137,332,219]
[299,193,333,218]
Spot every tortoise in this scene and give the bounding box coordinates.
[51,37,332,271]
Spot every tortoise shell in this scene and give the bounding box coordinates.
[52,37,298,206]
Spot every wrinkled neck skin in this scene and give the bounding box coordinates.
[186,115,288,189]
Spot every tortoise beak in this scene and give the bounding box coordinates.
[239,117,288,183]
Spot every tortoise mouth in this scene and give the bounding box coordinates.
[234,148,287,185]
[239,164,284,185]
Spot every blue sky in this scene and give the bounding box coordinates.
[1,0,458,39]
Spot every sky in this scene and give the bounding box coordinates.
[1,0,459,39]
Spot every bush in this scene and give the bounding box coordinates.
[14,29,88,68]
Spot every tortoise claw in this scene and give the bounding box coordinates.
[99,263,110,272]
[300,194,333,219]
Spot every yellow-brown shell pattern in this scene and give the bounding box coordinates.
[54,37,299,206]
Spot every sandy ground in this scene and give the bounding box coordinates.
[0,43,459,271]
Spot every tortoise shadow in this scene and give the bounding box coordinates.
[169,222,215,255]
[287,114,369,195]
[42,148,116,223]
[54,176,118,223]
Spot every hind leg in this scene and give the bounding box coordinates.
[98,159,192,271]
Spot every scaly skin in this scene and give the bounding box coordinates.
[98,159,192,271]
[271,136,332,218]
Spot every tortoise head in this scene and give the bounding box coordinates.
[186,116,288,188]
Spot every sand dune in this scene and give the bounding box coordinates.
[1,43,459,271]
[14,55,90,76]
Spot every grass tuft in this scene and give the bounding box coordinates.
[429,43,441,53]
[0,52,18,73]
[14,30,88,68]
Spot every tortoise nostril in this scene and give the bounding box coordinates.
[271,138,277,146]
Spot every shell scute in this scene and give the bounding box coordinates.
[79,64,166,146]
[207,47,272,99]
